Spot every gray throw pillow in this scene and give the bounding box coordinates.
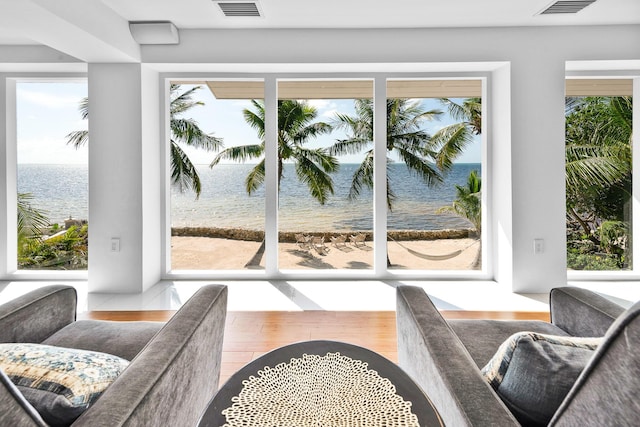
[0,343,129,427]
[481,332,601,426]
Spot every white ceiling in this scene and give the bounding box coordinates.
[3,0,640,46]
[0,0,638,64]
[103,0,640,29]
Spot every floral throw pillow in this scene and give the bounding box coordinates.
[0,343,129,427]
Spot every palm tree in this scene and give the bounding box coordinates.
[437,170,481,234]
[17,192,49,238]
[210,99,338,205]
[330,98,443,210]
[430,98,482,170]
[67,84,223,198]
[17,192,50,265]
[565,96,632,240]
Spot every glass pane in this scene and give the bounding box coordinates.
[565,91,633,271]
[386,80,483,271]
[16,81,88,270]
[170,81,265,270]
[277,80,374,270]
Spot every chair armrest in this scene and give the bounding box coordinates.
[550,287,625,337]
[74,285,228,427]
[0,285,77,343]
[396,286,519,427]
[0,369,48,427]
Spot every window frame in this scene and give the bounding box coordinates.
[565,73,639,281]
[2,74,88,281]
[161,72,491,281]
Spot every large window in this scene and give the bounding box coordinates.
[385,80,483,271]
[169,81,265,271]
[277,80,374,271]
[165,76,487,277]
[565,79,633,272]
[16,81,88,271]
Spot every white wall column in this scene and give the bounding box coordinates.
[88,63,160,293]
[0,77,17,277]
[489,64,513,285]
[509,55,568,292]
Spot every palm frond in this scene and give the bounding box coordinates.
[246,160,265,195]
[171,117,223,151]
[210,143,264,167]
[66,130,88,149]
[431,123,474,170]
[17,193,50,237]
[294,155,335,205]
[78,97,89,120]
[170,84,204,115]
[243,100,266,139]
[348,150,374,202]
[394,146,443,187]
[170,140,201,198]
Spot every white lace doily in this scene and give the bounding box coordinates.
[221,352,420,426]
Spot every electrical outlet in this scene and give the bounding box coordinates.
[111,238,120,252]
[533,238,544,255]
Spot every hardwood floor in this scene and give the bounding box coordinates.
[81,309,550,385]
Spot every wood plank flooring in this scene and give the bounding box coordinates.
[81,309,550,386]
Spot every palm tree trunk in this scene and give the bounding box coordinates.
[244,240,266,268]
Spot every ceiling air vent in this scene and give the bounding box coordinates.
[538,0,597,14]
[213,1,262,17]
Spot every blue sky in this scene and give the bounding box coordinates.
[16,82,481,165]
[17,82,88,164]
[178,84,482,165]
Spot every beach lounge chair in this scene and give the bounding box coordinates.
[349,233,367,248]
[295,233,311,250]
[310,236,329,254]
[330,235,347,248]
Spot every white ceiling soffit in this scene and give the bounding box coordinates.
[203,80,483,100]
[538,0,597,15]
[566,79,633,96]
[212,1,262,17]
[129,21,179,44]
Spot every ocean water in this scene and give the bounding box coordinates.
[17,163,480,231]
[172,163,480,231]
[17,164,89,226]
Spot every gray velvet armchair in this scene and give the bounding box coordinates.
[397,285,640,426]
[0,284,227,427]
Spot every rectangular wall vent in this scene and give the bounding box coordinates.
[213,1,262,17]
[539,0,597,14]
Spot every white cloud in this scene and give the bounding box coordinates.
[307,99,331,109]
[17,136,87,164]
[17,89,81,109]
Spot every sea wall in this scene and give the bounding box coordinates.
[171,227,473,242]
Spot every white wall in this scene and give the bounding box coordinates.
[141,25,639,292]
[88,63,160,292]
[2,24,639,293]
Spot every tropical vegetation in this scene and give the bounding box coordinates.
[438,169,482,234]
[67,84,222,198]
[565,96,632,270]
[17,193,88,270]
[331,98,443,210]
[330,97,482,212]
[431,98,482,170]
[210,99,338,205]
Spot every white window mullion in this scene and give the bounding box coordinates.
[373,77,388,275]
[2,78,17,275]
[633,77,639,274]
[264,76,279,276]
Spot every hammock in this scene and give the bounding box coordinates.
[389,237,464,261]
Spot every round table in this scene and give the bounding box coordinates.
[198,340,444,426]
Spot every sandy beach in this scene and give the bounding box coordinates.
[171,236,480,270]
